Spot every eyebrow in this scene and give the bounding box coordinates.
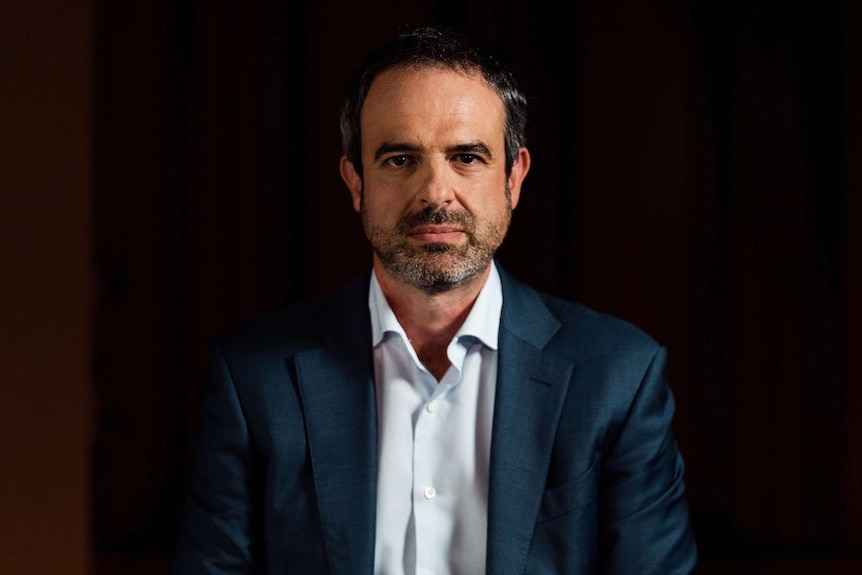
[451,141,492,158]
[373,140,493,160]
[373,142,421,160]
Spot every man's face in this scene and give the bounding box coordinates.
[340,65,530,294]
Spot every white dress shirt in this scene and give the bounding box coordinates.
[369,262,502,575]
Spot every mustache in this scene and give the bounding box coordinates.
[397,207,474,231]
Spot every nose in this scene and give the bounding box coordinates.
[416,159,455,209]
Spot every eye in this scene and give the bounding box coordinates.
[456,153,483,165]
[384,155,410,167]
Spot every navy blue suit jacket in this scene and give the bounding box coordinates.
[170,264,698,574]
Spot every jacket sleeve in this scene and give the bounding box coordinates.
[169,341,263,575]
[598,346,698,574]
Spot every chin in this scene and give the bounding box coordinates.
[421,242,453,253]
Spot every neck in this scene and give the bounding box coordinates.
[373,257,491,380]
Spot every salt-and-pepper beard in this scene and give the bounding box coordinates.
[360,185,513,294]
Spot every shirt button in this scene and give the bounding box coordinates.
[424,486,436,499]
[426,401,438,413]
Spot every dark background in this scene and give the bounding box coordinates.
[48,0,862,572]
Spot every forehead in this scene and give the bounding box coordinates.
[360,66,506,147]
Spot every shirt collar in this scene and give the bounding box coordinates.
[369,260,503,350]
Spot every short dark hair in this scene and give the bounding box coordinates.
[339,26,528,178]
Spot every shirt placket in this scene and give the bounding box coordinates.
[411,338,468,575]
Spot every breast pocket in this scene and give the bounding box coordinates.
[537,453,600,523]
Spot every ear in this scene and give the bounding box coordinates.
[339,156,363,212]
[507,147,531,210]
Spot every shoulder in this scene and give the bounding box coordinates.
[212,270,372,360]
[498,264,661,365]
[542,292,659,354]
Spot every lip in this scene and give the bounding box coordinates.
[408,225,464,242]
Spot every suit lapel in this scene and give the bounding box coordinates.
[294,273,377,575]
[486,267,574,575]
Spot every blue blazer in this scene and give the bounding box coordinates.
[170,264,698,574]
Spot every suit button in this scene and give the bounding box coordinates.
[424,486,436,499]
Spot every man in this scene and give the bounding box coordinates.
[170,26,698,574]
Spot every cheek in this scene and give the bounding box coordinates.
[463,181,510,213]
[361,191,403,224]
[364,179,412,207]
